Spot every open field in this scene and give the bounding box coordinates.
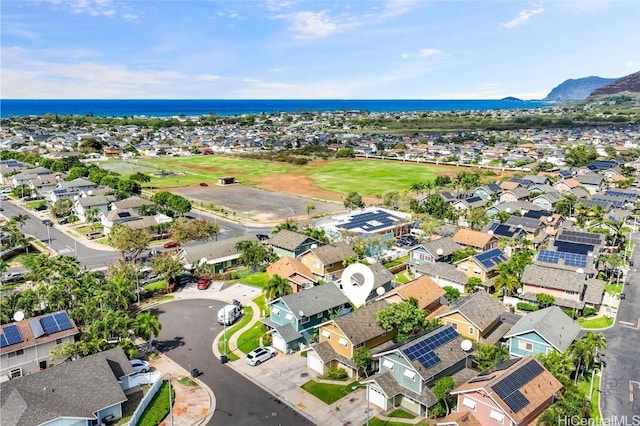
[102,156,486,203]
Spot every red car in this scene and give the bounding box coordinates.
[197,278,211,290]
[199,182,208,187]
[163,241,179,249]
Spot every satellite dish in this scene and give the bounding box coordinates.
[299,310,305,317]
[487,230,494,235]
[505,208,512,213]
[310,244,318,249]
[436,248,444,256]
[461,339,473,351]
[547,216,554,223]
[376,287,385,296]
[199,257,207,265]
[13,311,25,322]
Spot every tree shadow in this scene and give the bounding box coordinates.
[154,336,185,352]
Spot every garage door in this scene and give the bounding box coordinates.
[307,352,324,375]
[272,334,287,353]
[368,385,387,410]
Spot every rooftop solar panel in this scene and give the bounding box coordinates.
[492,360,544,413]
[557,230,603,246]
[537,249,588,268]
[402,326,458,370]
[475,248,507,268]
[40,315,60,335]
[0,333,7,348]
[1,324,23,347]
[54,312,73,331]
[30,318,46,339]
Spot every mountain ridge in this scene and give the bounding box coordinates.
[543,76,617,101]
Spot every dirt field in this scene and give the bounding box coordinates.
[173,183,345,224]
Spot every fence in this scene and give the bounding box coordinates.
[121,371,163,426]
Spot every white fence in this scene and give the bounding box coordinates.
[121,372,163,426]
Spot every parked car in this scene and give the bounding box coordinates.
[42,219,53,227]
[256,234,270,241]
[246,346,276,366]
[58,216,70,225]
[163,241,179,248]
[2,272,25,283]
[129,359,150,374]
[197,278,211,290]
[199,182,208,187]
[34,203,48,211]
[86,231,104,240]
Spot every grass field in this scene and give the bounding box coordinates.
[104,156,469,198]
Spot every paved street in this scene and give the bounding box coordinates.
[600,232,640,420]
[152,298,314,426]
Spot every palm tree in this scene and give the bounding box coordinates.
[535,350,575,387]
[305,203,316,217]
[85,207,101,228]
[133,311,162,351]
[264,274,292,300]
[10,214,28,230]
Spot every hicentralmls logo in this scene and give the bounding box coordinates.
[558,415,640,426]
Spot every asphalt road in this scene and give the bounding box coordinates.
[600,232,640,420]
[152,299,314,426]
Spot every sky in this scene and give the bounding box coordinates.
[1,0,639,100]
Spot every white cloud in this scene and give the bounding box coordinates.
[287,11,344,39]
[380,0,419,18]
[501,4,544,29]
[264,1,296,12]
[401,48,443,59]
[196,74,221,81]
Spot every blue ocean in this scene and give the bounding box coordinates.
[0,99,549,118]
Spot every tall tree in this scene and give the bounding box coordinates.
[107,224,151,260]
[344,191,365,209]
[376,297,427,342]
[263,274,292,301]
[133,311,162,351]
[236,240,277,272]
[433,376,456,415]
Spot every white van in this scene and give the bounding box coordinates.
[217,304,241,326]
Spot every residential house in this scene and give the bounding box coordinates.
[320,207,413,241]
[452,196,488,212]
[299,243,357,281]
[452,229,497,252]
[0,311,79,379]
[455,248,507,284]
[307,301,394,378]
[10,167,53,187]
[436,411,483,426]
[435,291,506,342]
[266,256,316,293]
[451,356,562,426]
[474,184,502,201]
[379,275,445,313]
[28,173,63,197]
[484,222,527,248]
[413,262,468,295]
[575,173,604,195]
[520,264,606,312]
[0,347,159,426]
[552,177,582,194]
[486,201,541,219]
[409,237,461,267]
[503,216,546,243]
[101,208,141,234]
[110,196,154,213]
[504,306,582,358]
[531,191,562,211]
[337,262,395,302]
[553,229,604,256]
[263,284,350,353]
[49,187,81,203]
[177,235,258,273]
[57,177,98,193]
[267,230,320,259]
[363,326,471,416]
[498,188,530,204]
[74,195,116,222]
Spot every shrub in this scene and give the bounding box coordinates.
[261,332,272,346]
[325,367,348,381]
[582,307,598,317]
[563,308,578,319]
[137,381,174,426]
[517,302,539,312]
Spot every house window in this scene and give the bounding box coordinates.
[460,265,469,271]
[56,338,63,345]
[285,313,293,321]
[321,330,331,339]
[462,397,476,410]
[489,410,504,423]
[301,316,309,324]
[9,368,22,379]
[518,340,534,352]
[403,369,416,381]
[446,321,458,331]
[8,349,24,359]
[338,338,348,347]
[469,326,475,336]
[316,313,322,319]
[473,268,481,275]
[382,359,394,371]
[565,290,576,295]
[272,307,280,316]
[355,342,364,349]
[312,261,320,268]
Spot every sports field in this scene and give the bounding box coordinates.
[100,156,476,202]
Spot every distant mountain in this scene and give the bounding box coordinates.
[544,76,617,101]
[588,70,640,98]
[500,96,522,101]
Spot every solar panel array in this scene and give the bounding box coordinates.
[0,324,24,348]
[39,312,73,335]
[537,249,588,268]
[465,196,483,204]
[558,170,573,178]
[402,326,458,370]
[338,210,401,232]
[557,230,603,246]
[605,189,638,199]
[506,216,539,229]
[591,197,626,208]
[589,160,619,170]
[509,178,532,186]
[583,199,614,209]
[523,210,553,219]
[469,375,495,384]
[475,248,507,269]
[492,360,544,413]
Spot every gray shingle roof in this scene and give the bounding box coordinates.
[420,237,461,258]
[275,283,349,319]
[332,301,388,345]
[268,230,317,251]
[364,371,438,408]
[1,348,132,426]
[78,195,115,207]
[504,306,581,353]
[309,243,357,265]
[179,235,257,264]
[415,262,468,285]
[576,173,604,185]
[521,264,586,292]
[438,291,505,331]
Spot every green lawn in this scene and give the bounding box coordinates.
[578,316,614,329]
[113,157,464,196]
[577,370,601,421]
[387,408,416,419]
[218,305,254,362]
[232,271,269,288]
[137,381,173,426]
[368,419,428,426]
[604,283,623,296]
[236,322,265,354]
[394,271,412,284]
[301,380,360,405]
[143,280,168,293]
